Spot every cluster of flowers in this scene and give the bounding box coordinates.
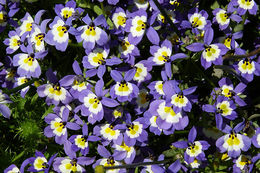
[1,0,260,172]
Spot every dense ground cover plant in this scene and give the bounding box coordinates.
[1,0,260,172]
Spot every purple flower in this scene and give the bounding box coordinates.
[45,16,76,52]
[234,57,260,82]
[76,14,108,52]
[111,7,127,30]
[69,123,100,156]
[54,0,83,21]
[82,46,121,78]
[172,127,210,163]
[78,79,119,124]
[25,151,57,173]
[93,145,125,171]
[164,81,197,112]
[181,8,210,35]
[233,154,260,173]
[123,118,148,146]
[44,107,80,144]
[252,128,260,148]
[3,29,25,54]
[203,96,237,130]
[59,60,93,99]
[147,99,189,134]
[15,76,30,98]
[143,110,162,135]
[13,45,46,78]
[0,89,12,119]
[110,69,139,102]
[141,156,166,173]
[93,123,123,146]
[113,141,136,164]
[216,122,251,158]
[125,9,159,45]
[0,4,18,33]
[133,60,152,85]
[37,69,73,106]
[216,77,247,106]
[29,19,50,52]
[213,8,241,30]
[17,10,45,37]
[148,39,187,78]
[53,155,95,173]
[4,164,20,173]
[118,36,140,65]
[186,27,229,69]
[229,0,258,15]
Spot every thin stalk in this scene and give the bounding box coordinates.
[3,78,38,95]
[223,47,260,60]
[104,159,171,170]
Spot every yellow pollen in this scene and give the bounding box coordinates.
[62,10,73,19]
[192,17,203,27]
[26,23,32,32]
[23,57,34,66]
[129,125,139,135]
[118,83,130,92]
[164,107,176,116]
[35,158,45,169]
[85,26,96,36]
[117,15,126,26]
[226,134,240,146]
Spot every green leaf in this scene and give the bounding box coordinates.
[162,148,176,158]
[210,1,220,9]
[94,5,103,15]
[135,167,139,173]
[30,93,39,105]
[12,150,25,162]
[234,24,244,32]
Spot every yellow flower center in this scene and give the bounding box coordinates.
[57,25,69,37]
[136,20,146,31]
[26,23,32,32]
[23,56,34,66]
[93,53,105,65]
[85,26,96,36]
[164,106,176,117]
[118,82,130,92]
[192,17,203,28]
[205,47,216,57]
[54,122,64,133]
[241,59,253,70]
[117,15,126,26]
[128,124,140,135]
[158,51,169,62]
[226,133,240,146]
[224,37,231,49]
[35,33,45,46]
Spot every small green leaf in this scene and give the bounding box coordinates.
[94,5,103,15]
[135,167,139,173]
[210,1,220,9]
[30,93,39,105]
[234,24,244,32]
[162,148,176,158]
[12,150,25,162]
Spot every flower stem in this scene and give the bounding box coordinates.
[104,159,171,170]
[223,47,260,60]
[3,78,38,95]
